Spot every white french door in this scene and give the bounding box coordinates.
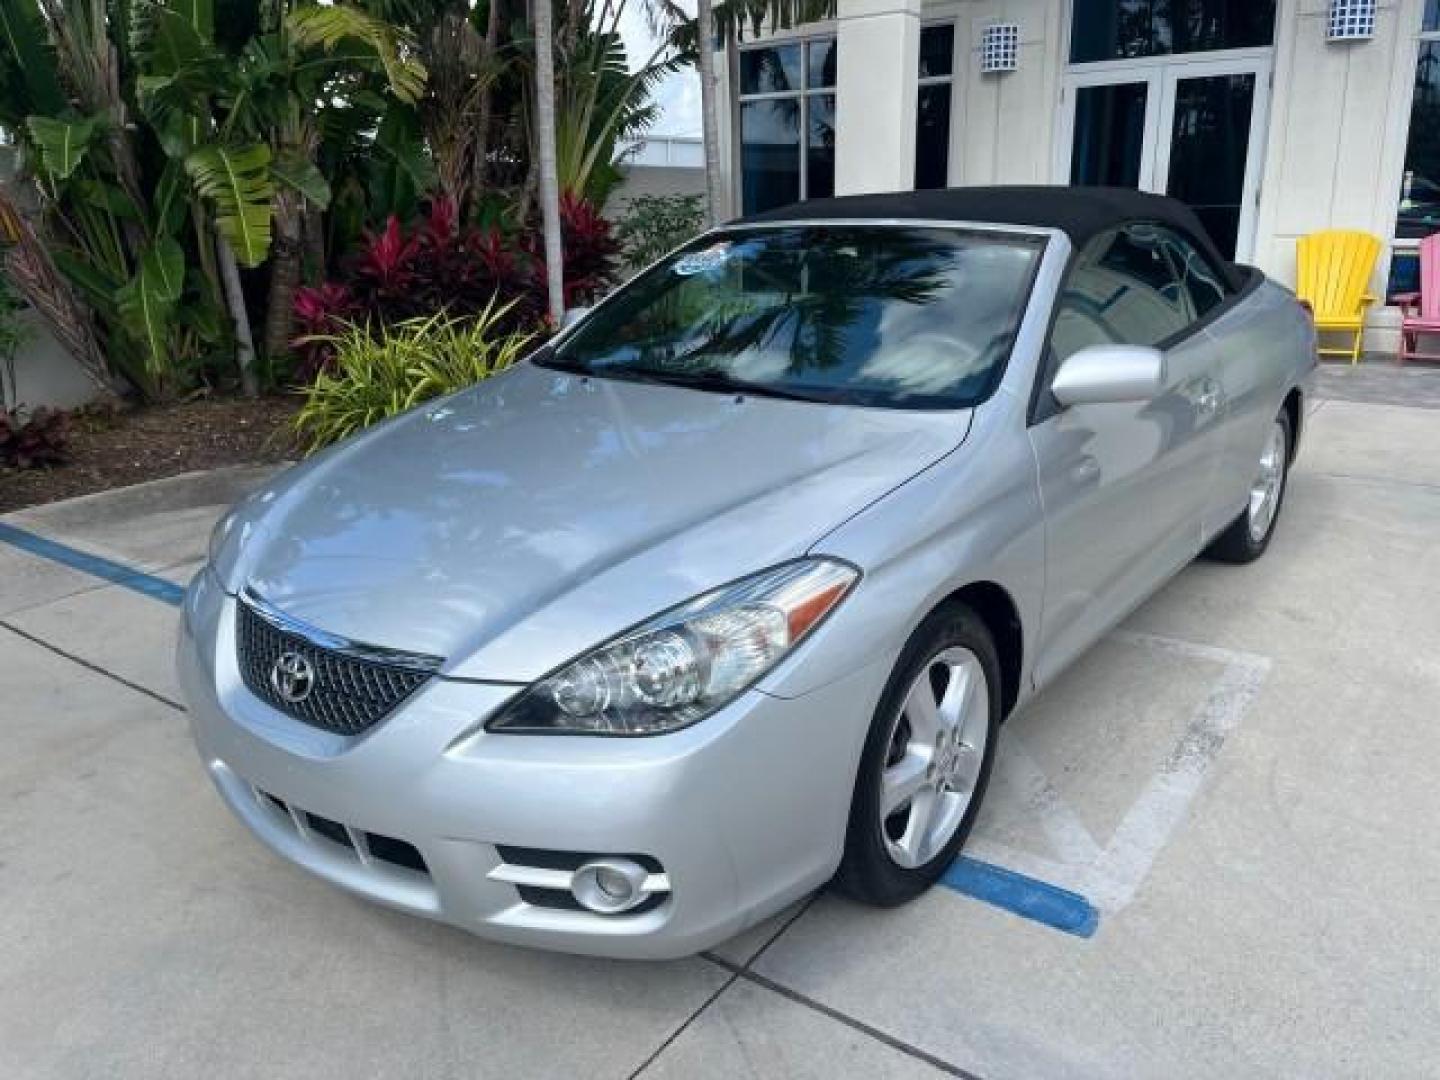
[1059,50,1272,261]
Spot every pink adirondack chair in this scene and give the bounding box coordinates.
[1395,233,1440,363]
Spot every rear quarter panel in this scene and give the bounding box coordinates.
[1200,273,1317,534]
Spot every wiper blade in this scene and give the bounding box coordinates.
[542,359,839,404]
[635,368,827,403]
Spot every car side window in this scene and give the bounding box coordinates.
[1156,229,1229,319]
[1047,226,1191,374]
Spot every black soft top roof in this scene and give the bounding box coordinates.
[737,185,1244,290]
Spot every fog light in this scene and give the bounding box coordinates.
[571,858,650,914]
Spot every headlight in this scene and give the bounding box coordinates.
[487,558,859,735]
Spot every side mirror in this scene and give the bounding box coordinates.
[1051,345,1166,406]
[560,306,591,330]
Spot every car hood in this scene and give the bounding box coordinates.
[224,363,970,681]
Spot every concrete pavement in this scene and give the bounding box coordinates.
[2,386,1438,1079]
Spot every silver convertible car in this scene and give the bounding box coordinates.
[180,187,1315,958]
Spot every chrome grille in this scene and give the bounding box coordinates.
[235,593,441,736]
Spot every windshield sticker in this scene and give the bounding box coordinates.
[673,243,732,277]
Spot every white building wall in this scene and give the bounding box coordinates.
[939,0,1065,188]
[834,0,922,194]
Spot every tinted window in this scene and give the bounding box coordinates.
[919,24,955,78]
[807,38,837,89]
[1071,82,1148,187]
[915,84,952,189]
[1397,40,1440,239]
[1050,226,1189,362]
[1070,0,1275,63]
[808,94,836,200]
[915,25,955,191]
[741,101,800,213]
[1157,228,1228,317]
[547,227,1044,410]
[739,40,837,214]
[740,45,801,95]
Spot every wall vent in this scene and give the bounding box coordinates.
[979,24,1020,74]
[1327,0,1376,41]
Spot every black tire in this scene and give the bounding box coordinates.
[1205,408,1293,565]
[834,603,1002,907]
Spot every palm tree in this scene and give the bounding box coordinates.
[695,0,723,225]
[533,0,566,323]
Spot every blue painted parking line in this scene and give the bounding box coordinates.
[942,856,1099,938]
[0,522,186,607]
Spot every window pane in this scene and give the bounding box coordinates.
[1387,250,1419,303]
[919,25,955,78]
[807,94,836,199]
[1165,72,1255,259]
[1159,230,1229,316]
[550,227,1045,410]
[740,44,802,95]
[741,100,800,214]
[1069,0,1275,63]
[1398,42,1440,239]
[1428,1,1440,33]
[807,38,837,89]
[1053,227,1189,358]
[915,84,952,189]
[1071,82,1148,187]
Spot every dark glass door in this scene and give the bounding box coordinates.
[1163,73,1256,259]
[1071,82,1149,188]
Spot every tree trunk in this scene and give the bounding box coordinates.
[216,232,259,398]
[697,0,725,226]
[265,199,303,363]
[302,208,325,285]
[473,0,504,198]
[302,203,326,284]
[532,0,566,323]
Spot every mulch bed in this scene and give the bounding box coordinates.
[0,395,301,514]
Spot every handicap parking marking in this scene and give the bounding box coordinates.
[964,630,1272,921]
[0,522,185,607]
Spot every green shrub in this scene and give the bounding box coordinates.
[294,303,534,453]
[615,194,706,273]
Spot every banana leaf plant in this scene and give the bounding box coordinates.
[1,0,425,398]
[133,0,428,377]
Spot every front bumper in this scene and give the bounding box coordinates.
[177,568,884,959]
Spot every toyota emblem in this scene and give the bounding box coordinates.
[269,651,316,704]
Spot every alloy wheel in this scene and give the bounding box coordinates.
[1247,420,1288,544]
[879,646,990,869]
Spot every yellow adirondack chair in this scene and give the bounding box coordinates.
[1295,230,1382,364]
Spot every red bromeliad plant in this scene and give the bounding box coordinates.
[558,194,622,308]
[351,216,423,306]
[522,194,623,310]
[292,195,620,380]
[292,284,361,382]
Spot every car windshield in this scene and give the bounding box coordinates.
[543,225,1044,409]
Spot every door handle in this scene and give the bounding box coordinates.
[1197,380,1222,417]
